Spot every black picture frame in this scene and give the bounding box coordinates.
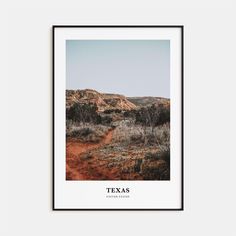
[52,25,184,211]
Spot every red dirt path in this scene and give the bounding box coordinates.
[66,130,114,180]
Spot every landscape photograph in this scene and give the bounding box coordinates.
[66,40,170,180]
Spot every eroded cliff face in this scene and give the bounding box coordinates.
[66,89,137,112]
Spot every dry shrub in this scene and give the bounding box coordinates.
[141,159,170,180]
[134,159,143,172]
[144,145,170,163]
[158,144,170,164]
[67,123,110,143]
[154,123,170,145]
[144,151,160,160]
[145,123,170,145]
[112,123,144,144]
[141,143,170,180]
[112,122,170,147]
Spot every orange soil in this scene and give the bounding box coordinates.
[66,130,114,180]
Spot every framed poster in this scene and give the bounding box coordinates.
[53,25,184,210]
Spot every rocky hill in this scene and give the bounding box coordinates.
[66,89,137,112]
[127,96,170,108]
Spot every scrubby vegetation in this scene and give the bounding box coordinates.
[112,122,170,146]
[66,89,170,180]
[67,122,110,143]
[66,103,101,124]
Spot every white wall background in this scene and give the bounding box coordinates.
[4,0,236,235]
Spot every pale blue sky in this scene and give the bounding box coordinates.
[66,40,170,98]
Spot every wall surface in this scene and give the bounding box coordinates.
[4,0,236,235]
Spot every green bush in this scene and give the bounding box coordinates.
[66,103,101,124]
[104,109,122,114]
[101,116,112,125]
[135,104,170,127]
